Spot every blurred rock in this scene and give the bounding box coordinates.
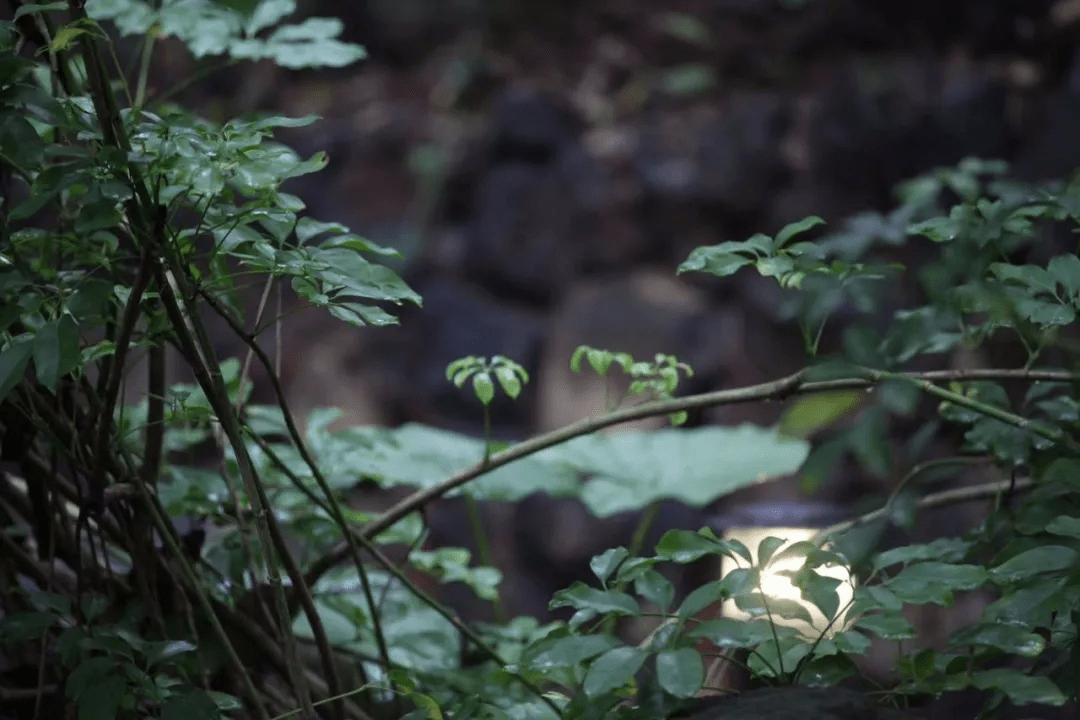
[465,160,586,303]
[697,93,793,214]
[1014,51,1080,182]
[805,59,1015,218]
[439,89,593,303]
[634,105,716,203]
[299,0,479,67]
[491,87,581,163]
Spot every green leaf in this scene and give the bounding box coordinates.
[587,348,615,376]
[677,250,754,278]
[50,24,91,52]
[948,622,1046,657]
[305,246,421,306]
[658,12,712,46]
[73,672,126,720]
[735,594,815,624]
[32,314,81,392]
[161,689,221,720]
[655,528,748,564]
[66,278,115,321]
[0,113,45,170]
[848,408,891,477]
[656,647,703,698]
[970,669,1067,706]
[407,693,443,720]
[855,612,916,640]
[27,590,71,615]
[0,611,57,642]
[493,364,522,399]
[990,262,1058,295]
[355,423,581,501]
[774,216,825,249]
[1041,458,1080,491]
[1049,253,1080,299]
[81,594,109,621]
[0,337,32,403]
[14,2,68,19]
[549,584,640,616]
[409,548,502,601]
[144,639,197,666]
[634,569,675,611]
[327,301,399,327]
[873,538,972,570]
[590,547,628,586]
[11,163,82,220]
[754,254,795,278]
[689,618,783,648]
[1046,515,1080,538]
[779,390,864,439]
[525,635,620,670]
[900,647,936,681]
[885,562,988,605]
[614,556,657,584]
[991,546,1079,583]
[757,536,788,566]
[909,216,959,243]
[294,217,344,244]
[983,580,1067,631]
[850,586,903,614]
[472,372,495,405]
[795,569,842,621]
[1015,298,1074,326]
[538,425,810,517]
[206,692,242,711]
[678,570,756,618]
[660,64,715,96]
[239,0,297,35]
[796,654,860,686]
[582,646,647,697]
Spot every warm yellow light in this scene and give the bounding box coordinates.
[720,526,855,638]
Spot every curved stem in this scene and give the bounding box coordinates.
[464,493,504,622]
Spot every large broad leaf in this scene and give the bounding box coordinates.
[583,646,647,697]
[970,669,1067,707]
[538,425,810,517]
[524,634,620,671]
[0,337,33,404]
[330,422,806,511]
[656,647,704,698]
[355,424,581,501]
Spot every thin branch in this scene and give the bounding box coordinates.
[155,268,302,720]
[195,288,392,704]
[315,368,1075,567]
[815,476,1035,542]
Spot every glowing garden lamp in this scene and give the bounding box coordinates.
[708,501,856,639]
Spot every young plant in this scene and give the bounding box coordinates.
[569,346,694,425]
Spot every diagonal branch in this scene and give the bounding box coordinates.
[299,367,1076,589]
